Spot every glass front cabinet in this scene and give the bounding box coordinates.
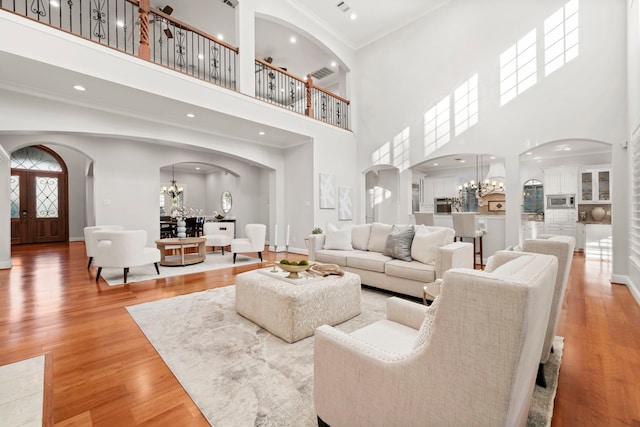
[579,168,610,203]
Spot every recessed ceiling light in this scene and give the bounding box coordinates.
[195,167,200,170]
[564,147,571,151]
[258,131,265,136]
[433,163,438,166]
[197,53,204,60]
[331,61,337,67]
[290,36,296,44]
[73,85,85,91]
[217,33,224,40]
[50,0,60,7]
[116,20,124,28]
[350,13,357,20]
[526,151,532,155]
[490,156,496,159]
[186,113,195,118]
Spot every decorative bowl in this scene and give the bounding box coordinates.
[591,207,606,221]
[278,262,312,279]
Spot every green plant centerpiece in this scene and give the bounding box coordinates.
[278,259,312,279]
[312,227,323,235]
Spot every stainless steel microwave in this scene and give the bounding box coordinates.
[434,198,452,214]
[546,194,575,209]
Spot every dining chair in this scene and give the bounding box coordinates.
[452,212,483,268]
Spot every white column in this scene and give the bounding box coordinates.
[504,152,521,249]
[0,145,12,268]
[235,0,256,96]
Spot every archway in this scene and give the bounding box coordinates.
[10,145,69,244]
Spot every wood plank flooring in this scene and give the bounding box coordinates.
[0,242,639,426]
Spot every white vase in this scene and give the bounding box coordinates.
[591,207,606,222]
[176,219,187,239]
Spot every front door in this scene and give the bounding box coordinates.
[10,146,68,244]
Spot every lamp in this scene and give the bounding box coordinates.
[163,165,183,199]
[459,156,505,202]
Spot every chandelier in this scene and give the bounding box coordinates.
[458,155,505,199]
[162,165,183,199]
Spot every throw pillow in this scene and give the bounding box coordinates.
[383,225,415,262]
[367,223,393,253]
[351,224,372,250]
[323,223,353,250]
[411,228,449,264]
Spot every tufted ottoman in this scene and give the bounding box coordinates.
[235,269,361,343]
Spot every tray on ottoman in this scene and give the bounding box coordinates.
[235,269,361,343]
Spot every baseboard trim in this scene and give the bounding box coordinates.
[611,274,640,307]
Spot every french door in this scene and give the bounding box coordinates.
[10,146,69,244]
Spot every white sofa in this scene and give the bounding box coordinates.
[314,250,558,427]
[307,223,473,299]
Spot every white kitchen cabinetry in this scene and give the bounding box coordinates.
[424,177,457,200]
[521,221,545,241]
[544,209,577,238]
[576,223,585,251]
[584,224,612,260]
[543,167,578,195]
[579,168,611,203]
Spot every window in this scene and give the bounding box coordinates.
[424,96,450,156]
[392,127,410,172]
[372,142,391,165]
[544,0,579,76]
[500,29,537,106]
[454,74,478,136]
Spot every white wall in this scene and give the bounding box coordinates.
[356,0,627,274]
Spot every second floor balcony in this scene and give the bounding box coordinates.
[1,0,350,130]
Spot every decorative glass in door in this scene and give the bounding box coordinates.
[35,176,58,218]
[581,172,592,201]
[597,171,610,201]
[10,176,19,218]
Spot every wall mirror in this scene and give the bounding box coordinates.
[221,191,232,214]
[522,179,543,214]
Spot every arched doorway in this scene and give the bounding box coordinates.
[10,145,69,244]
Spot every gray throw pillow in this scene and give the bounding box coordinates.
[383,225,415,262]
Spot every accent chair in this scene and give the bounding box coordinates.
[203,222,235,255]
[314,250,558,427]
[93,229,161,284]
[83,225,123,269]
[517,234,575,387]
[231,223,266,263]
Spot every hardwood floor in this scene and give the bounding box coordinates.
[0,243,639,426]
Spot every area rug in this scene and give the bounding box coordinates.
[101,252,261,286]
[127,286,563,427]
[0,355,45,426]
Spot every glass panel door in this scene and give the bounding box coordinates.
[597,171,610,201]
[581,172,592,201]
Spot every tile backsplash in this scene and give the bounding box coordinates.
[578,203,612,223]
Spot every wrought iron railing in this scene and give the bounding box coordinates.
[2,0,350,129]
[255,59,350,130]
[310,86,350,129]
[148,8,237,90]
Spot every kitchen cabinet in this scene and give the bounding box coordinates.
[423,177,457,201]
[584,223,612,260]
[579,168,610,203]
[543,167,578,195]
[521,221,544,241]
[544,208,577,238]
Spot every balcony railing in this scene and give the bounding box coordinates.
[255,59,350,129]
[2,0,350,129]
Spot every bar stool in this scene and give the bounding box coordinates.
[414,212,435,226]
[452,212,483,268]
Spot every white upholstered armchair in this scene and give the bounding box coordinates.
[314,251,558,427]
[231,224,266,263]
[518,234,575,387]
[93,230,161,284]
[84,225,123,269]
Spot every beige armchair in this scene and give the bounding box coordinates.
[83,225,123,269]
[231,224,266,263]
[519,234,575,387]
[93,230,161,284]
[314,250,558,427]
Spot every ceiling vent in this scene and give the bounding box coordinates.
[336,1,350,12]
[310,67,334,80]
